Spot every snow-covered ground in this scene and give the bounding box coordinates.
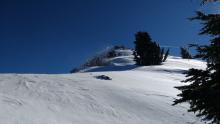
[0,49,206,124]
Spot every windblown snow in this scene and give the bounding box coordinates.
[0,49,206,124]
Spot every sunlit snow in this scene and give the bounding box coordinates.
[0,49,206,124]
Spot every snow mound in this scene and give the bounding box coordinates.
[79,49,205,73]
[0,49,206,124]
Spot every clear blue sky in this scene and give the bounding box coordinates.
[0,0,216,73]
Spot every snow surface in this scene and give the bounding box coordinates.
[0,49,206,124]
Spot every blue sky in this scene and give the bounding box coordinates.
[0,0,217,73]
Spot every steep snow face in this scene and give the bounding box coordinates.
[0,49,206,124]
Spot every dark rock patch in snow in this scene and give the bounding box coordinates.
[95,75,112,80]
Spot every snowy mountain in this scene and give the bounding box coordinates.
[0,49,206,124]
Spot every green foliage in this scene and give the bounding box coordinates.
[190,11,220,36]
[163,49,170,62]
[70,68,80,73]
[113,45,126,50]
[173,4,220,124]
[133,32,169,66]
[180,47,192,59]
[202,0,220,4]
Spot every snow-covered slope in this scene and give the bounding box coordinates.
[0,49,206,124]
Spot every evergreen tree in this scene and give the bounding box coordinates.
[173,1,220,123]
[180,47,192,59]
[70,68,79,73]
[202,0,219,4]
[133,32,169,66]
[133,32,152,65]
[163,49,170,62]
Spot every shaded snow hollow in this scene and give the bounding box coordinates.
[0,49,206,124]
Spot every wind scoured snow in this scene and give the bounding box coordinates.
[0,49,206,124]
